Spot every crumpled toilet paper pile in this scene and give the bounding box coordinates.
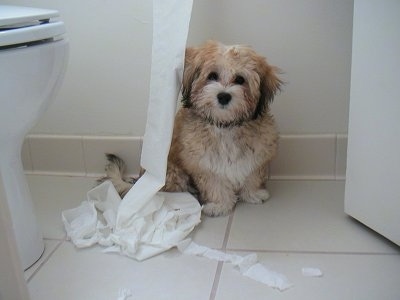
[62,181,202,261]
[60,0,317,295]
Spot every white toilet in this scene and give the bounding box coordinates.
[0,5,68,270]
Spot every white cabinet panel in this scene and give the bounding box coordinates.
[345,0,400,246]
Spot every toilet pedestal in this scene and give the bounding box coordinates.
[0,137,44,270]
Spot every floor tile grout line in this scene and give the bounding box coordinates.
[209,212,235,300]
[26,239,65,283]
[208,262,224,300]
[43,237,66,242]
[80,136,89,177]
[224,248,400,256]
[334,134,339,179]
[221,212,235,250]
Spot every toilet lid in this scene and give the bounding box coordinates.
[0,5,65,47]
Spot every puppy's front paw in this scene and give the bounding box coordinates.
[241,189,270,204]
[202,202,234,217]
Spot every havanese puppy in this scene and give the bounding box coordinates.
[100,40,282,217]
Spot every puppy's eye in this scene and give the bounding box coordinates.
[234,75,245,85]
[207,72,219,81]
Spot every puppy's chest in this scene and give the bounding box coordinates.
[196,130,262,183]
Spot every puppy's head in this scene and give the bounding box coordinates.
[182,40,282,127]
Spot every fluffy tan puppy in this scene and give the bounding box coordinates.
[101,41,282,217]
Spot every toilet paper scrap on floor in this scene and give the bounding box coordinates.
[61,0,294,293]
[177,239,293,291]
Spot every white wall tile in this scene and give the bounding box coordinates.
[29,135,85,176]
[270,134,336,180]
[82,136,142,177]
[336,134,348,179]
[25,134,347,180]
[21,139,33,173]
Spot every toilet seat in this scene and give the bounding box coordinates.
[0,5,65,48]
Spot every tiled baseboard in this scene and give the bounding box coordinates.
[22,133,347,180]
[270,134,347,180]
[22,134,142,177]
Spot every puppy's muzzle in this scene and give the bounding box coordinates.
[217,92,232,106]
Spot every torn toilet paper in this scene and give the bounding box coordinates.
[117,288,132,300]
[62,0,199,261]
[302,267,323,277]
[177,240,293,291]
[62,181,201,261]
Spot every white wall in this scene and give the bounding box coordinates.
[212,0,353,134]
[1,0,353,135]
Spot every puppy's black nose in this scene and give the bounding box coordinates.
[217,92,232,105]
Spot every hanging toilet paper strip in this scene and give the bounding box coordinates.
[62,0,200,261]
[118,0,195,229]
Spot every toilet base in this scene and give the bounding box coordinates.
[0,138,45,270]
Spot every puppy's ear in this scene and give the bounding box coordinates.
[182,47,201,107]
[253,61,283,119]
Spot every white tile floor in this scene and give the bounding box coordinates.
[25,175,400,300]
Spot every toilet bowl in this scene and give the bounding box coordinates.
[0,5,68,270]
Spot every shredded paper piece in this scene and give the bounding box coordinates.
[302,267,323,277]
[117,288,133,300]
[177,240,293,291]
